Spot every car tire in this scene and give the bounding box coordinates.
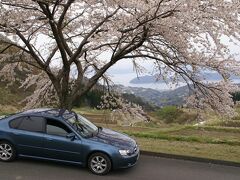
[88,152,112,175]
[0,141,17,162]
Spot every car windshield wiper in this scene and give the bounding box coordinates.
[96,126,102,135]
[87,127,101,138]
[76,124,83,131]
[98,126,102,132]
[74,123,95,138]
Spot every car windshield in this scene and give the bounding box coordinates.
[65,113,98,138]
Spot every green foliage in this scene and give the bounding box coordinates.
[73,89,103,108]
[155,106,197,124]
[156,106,180,123]
[232,91,240,103]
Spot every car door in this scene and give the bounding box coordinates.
[43,118,83,163]
[9,116,45,157]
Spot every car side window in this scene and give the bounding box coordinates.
[46,119,72,137]
[9,117,23,129]
[10,116,44,133]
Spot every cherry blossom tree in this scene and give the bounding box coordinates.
[0,0,240,114]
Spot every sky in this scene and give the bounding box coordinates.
[107,59,152,84]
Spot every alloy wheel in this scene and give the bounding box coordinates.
[0,143,13,161]
[90,156,107,174]
[88,153,111,175]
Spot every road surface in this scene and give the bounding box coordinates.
[0,155,239,180]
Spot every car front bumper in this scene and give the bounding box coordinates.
[113,149,140,169]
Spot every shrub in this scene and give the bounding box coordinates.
[155,106,197,124]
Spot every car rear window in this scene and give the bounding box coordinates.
[10,116,45,133]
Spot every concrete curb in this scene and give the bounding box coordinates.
[140,150,240,168]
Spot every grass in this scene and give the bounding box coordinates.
[95,122,240,163]
[98,124,240,146]
[0,85,27,104]
[122,131,240,146]
[208,119,240,128]
[0,104,19,116]
[135,137,240,163]
[98,124,240,140]
[0,85,28,115]
[73,107,115,124]
[188,125,240,133]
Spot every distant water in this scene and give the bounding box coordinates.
[110,73,185,90]
[110,73,240,91]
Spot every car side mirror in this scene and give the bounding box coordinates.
[66,133,76,141]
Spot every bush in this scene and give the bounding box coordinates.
[73,89,103,108]
[156,106,180,123]
[155,106,197,124]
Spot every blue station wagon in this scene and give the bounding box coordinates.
[0,108,139,175]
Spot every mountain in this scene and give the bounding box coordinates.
[130,73,240,84]
[114,85,190,107]
[130,75,160,84]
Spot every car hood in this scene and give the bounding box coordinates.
[90,128,136,150]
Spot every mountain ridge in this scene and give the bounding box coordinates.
[130,73,240,84]
[114,85,189,107]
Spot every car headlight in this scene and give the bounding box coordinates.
[119,150,130,156]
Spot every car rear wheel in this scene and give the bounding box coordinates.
[88,152,111,175]
[0,141,16,162]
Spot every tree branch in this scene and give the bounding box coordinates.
[15,30,45,68]
[0,44,13,54]
[68,7,120,65]
[57,0,75,29]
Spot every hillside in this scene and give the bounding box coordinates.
[115,85,189,107]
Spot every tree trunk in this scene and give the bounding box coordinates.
[58,67,72,110]
[59,95,73,110]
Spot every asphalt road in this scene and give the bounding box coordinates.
[0,155,239,180]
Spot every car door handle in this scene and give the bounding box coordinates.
[12,132,21,136]
[46,137,53,141]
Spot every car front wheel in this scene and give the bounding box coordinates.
[88,152,111,175]
[0,141,16,162]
